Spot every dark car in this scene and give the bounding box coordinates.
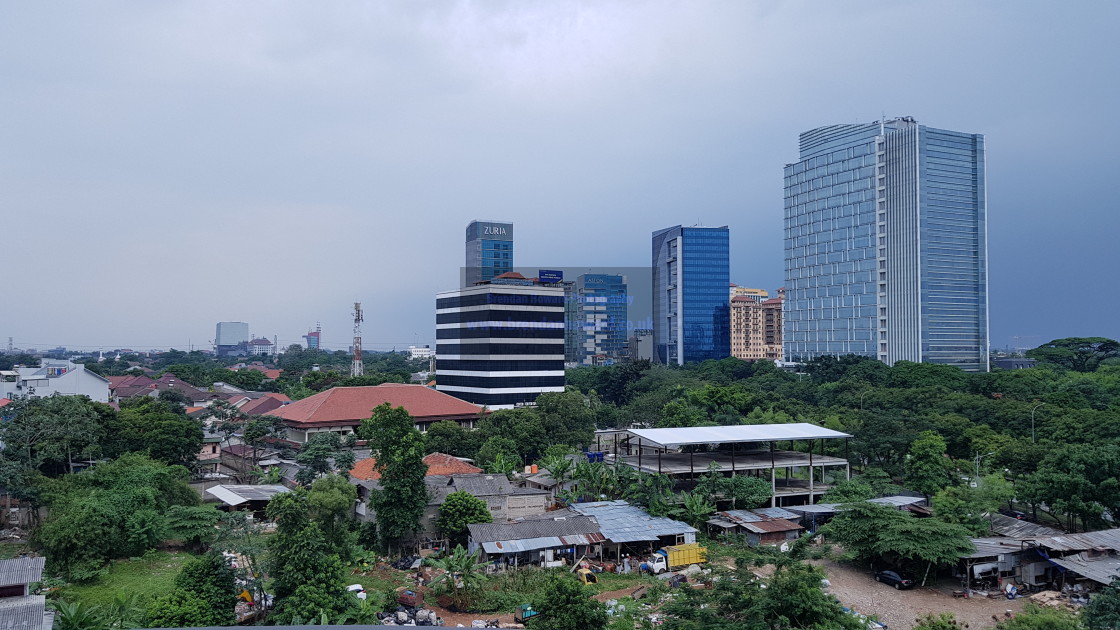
[873,569,915,590]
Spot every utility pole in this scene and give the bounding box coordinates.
[1030,403,1046,444]
[351,302,364,377]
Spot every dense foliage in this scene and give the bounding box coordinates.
[33,455,200,581]
[438,490,493,547]
[358,403,429,552]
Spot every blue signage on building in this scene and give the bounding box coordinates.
[538,269,564,283]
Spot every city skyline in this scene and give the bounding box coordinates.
[3,2,1119,353]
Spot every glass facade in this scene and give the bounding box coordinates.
[574,273,628,365]
[465,220,513,286]
[653,226,730,364]
[783,119,988,371]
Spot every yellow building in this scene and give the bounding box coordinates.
[730,295,783,360]
[729,284,769,302]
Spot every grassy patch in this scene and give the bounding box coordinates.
[58,551,193,608]
[0,542,31,560]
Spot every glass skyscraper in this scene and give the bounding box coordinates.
[573,273,629,365]
[783,117,989,371]
[465,220,513,286]
[653,226,730,365]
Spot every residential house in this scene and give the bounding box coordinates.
[468,515,604,567]
[271,384,486,443]
[706,508,804,547]
[0,360,110,403]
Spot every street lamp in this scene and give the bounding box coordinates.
[859,390,871,410]
[1030,403,1046,444]
[974,451,996,483]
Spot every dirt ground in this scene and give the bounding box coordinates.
[811,558,1027,629]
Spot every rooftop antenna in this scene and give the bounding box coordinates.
[351,302,364,377]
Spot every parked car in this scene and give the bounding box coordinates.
[999,509,1029,520]
[873,569,915,590]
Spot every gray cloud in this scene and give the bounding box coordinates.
[2,1,1116,352]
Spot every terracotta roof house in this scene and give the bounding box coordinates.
[238,393,290,416]
[271,384,486,443]
[350,452,483,481]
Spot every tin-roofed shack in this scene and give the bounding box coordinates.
[707,508,804,547]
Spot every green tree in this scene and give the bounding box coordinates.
[109,397,203,467]
[1027,337,1120,372]
[476,407,548,462]
[529,574,608,630]
[266,490,352,623]
[0,395,107,475]
[164,505,222,552]
[1083,576,1120,630]
[424,420,481,458]
[535,390,597,449]
[932,473,1015,535]
[307,474,358,558]
[146,589,214,628]
[358,403,428,553]
[173,552,238,626]
[905,430,953,500]
[673,491,715,529]
[295,432,355,485]
[34,454,199,581]
[424,545,490,611]
[438,491,492,548]
[476,436,521,471]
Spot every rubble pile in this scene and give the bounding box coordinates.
[376,607,441,626]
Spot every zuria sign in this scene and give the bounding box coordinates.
[484,226,507,236]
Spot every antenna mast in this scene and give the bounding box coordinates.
[351,302,364,377]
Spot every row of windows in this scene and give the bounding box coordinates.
[436,343,566,355]
[436,327,564,340]
[436,310,565,325]
[436,359,565,371]
[437,293,566,309]
[436,375,566,388]
[441,390,553,407]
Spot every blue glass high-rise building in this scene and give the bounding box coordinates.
[783,118,989,371]
[573,273,628,365]
[652,226,730,365]
[465,220,513,286]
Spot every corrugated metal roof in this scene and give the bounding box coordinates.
[784,503,840,514]
[752,507,801,520]
[741,519,803,534]
[482,537,563,554]
[987,514,1063,539]
[627,423,851,448]
[0,595,50,630]
[965,537,1024,559]
[1037,529,1120,553]
[468,516,600,543]
[205,484,290,506]
[1049,554,1120,585]
[0,558,43,587]
[570,500,696,543]
[868,496,926,508]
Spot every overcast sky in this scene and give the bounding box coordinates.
[3,1,1117,354]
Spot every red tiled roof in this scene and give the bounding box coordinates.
[350,452,482,481]
[761,298,783,305]
[0,399,11,409]
[272,384,485,427]
[493,272,527,279]
[108,374,154,389]
[239,396,285,416]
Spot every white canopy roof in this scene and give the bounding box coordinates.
[626,423,851,448]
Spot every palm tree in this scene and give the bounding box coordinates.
[424,545,490,611]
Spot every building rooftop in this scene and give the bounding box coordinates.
[626,423,852,448]
[205,484,290,506]
[350,452,482,482]
[570,500,696,543]
[272,384,485,427]
[0,557,44,586]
